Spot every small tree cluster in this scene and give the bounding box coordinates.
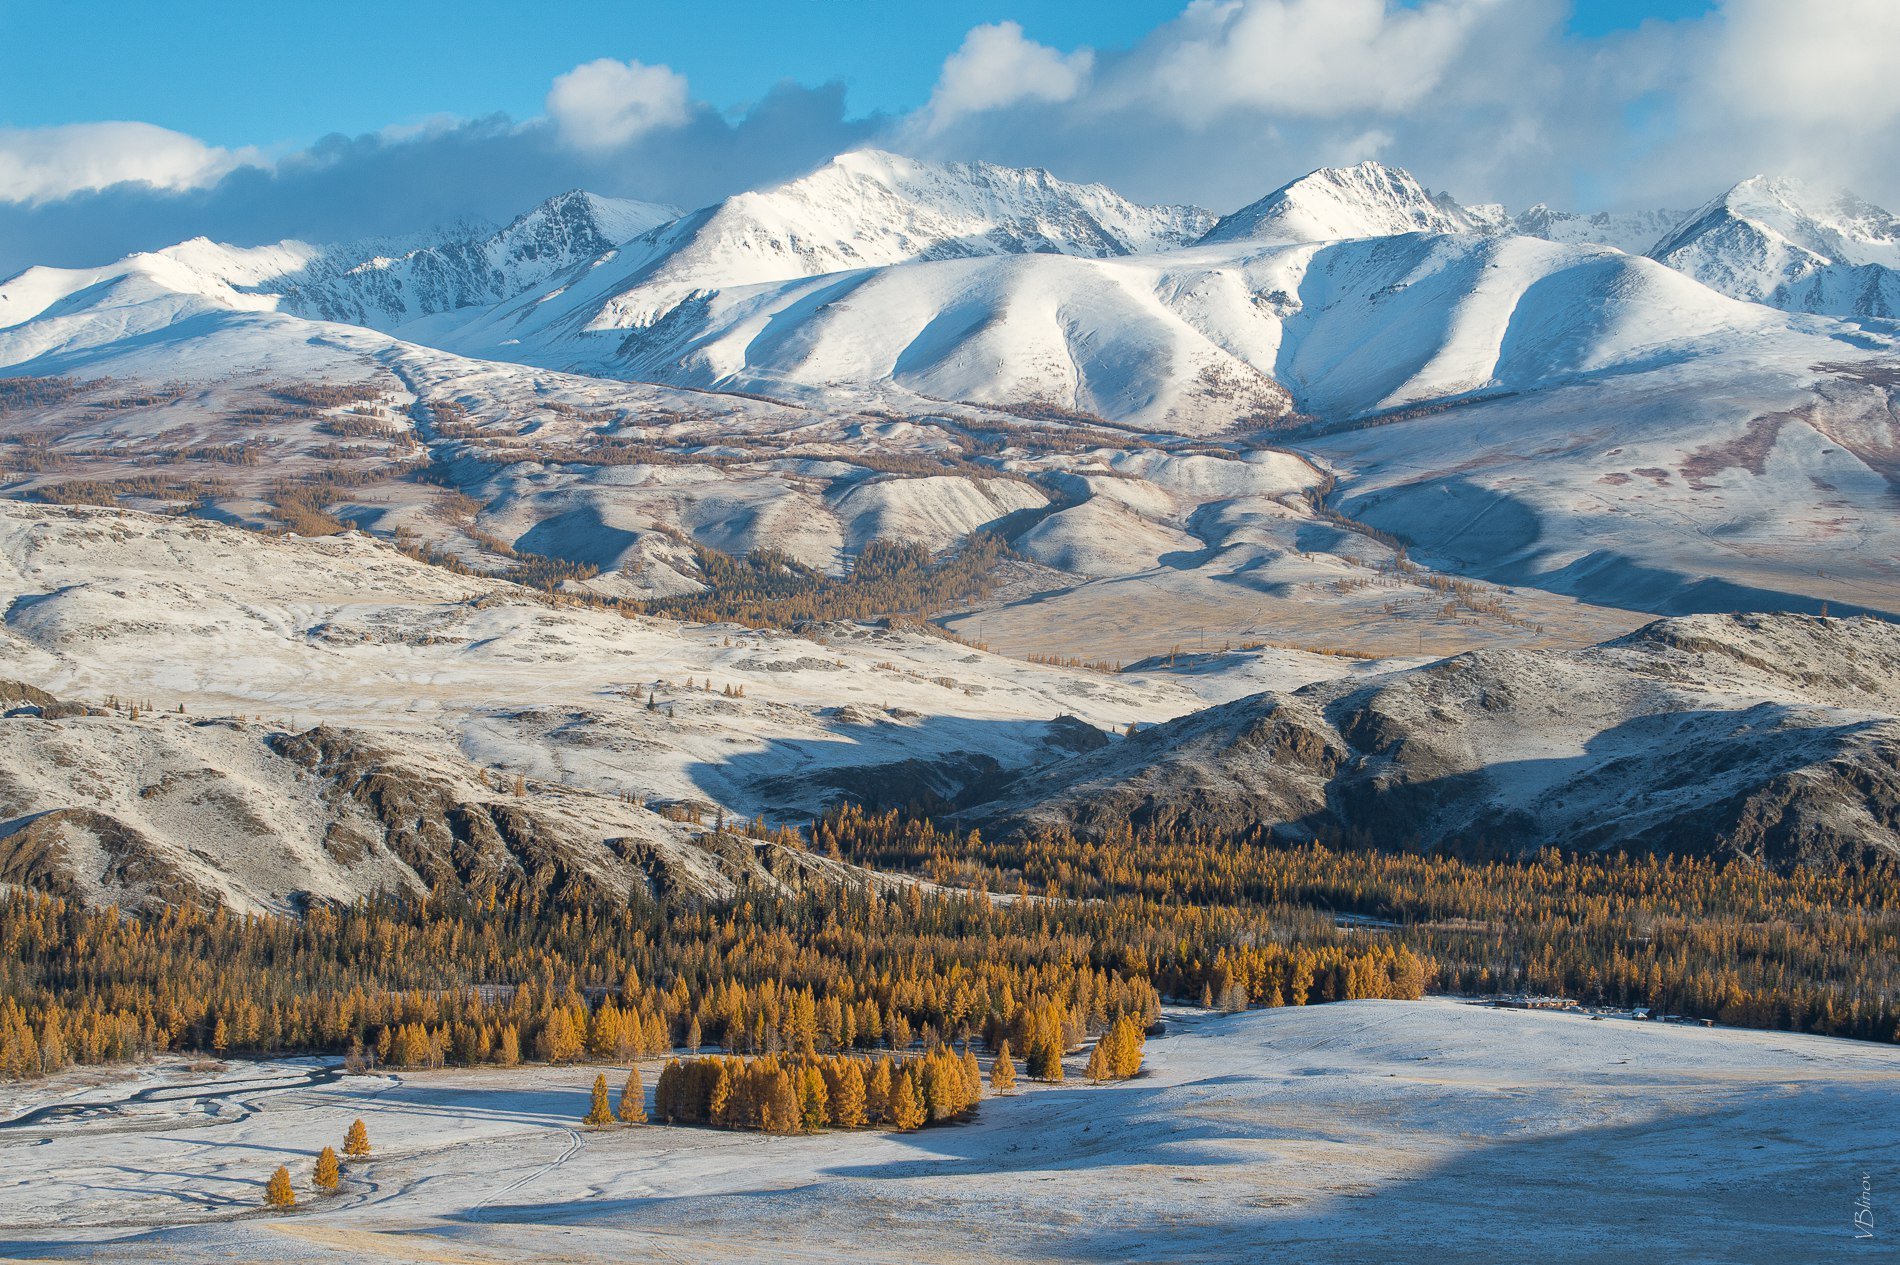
[1083,1014,1145,1081]
[654,1048,979,1134]
[265,1120,368,1208]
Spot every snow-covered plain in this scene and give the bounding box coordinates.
[1,1001,1891,1262]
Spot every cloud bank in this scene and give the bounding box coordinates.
[2,0,1896,278]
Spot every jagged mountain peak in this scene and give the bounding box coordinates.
[499,189,679,257]
[1658,174,1900,265]
[548,149,1216,333]
[1200,160,1487,246]
[706,146,1216,259]
[1648,174,1900,319]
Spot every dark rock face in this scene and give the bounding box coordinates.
[0,706,900,914]
[967,614,1900,872]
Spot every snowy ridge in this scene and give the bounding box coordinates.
[462,149,1217,343]
[0,189,678,350]
[1200,161,1489,246]
[1510,204,1686,255]
[1648,175,1900,318]
[276,190,678,329]
[974,612,1900,871]
[516,226,1790,430]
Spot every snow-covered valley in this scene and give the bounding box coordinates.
[2,136,1898,1264]
[2,1000,1892,1263]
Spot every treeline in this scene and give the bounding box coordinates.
[13,859,1401,1080]
[641,536,1015,628]
[817,806,1900,1044]
[14,798,1876,1087]
[0,376,86,416]
[654,1047,982,1133]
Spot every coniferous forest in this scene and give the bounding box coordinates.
[2,804,1895,1090]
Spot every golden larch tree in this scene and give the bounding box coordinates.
[312,1145,340,1192]
[990,1040,1017,1093]
[617,1065,647,1123]
[584,1072,614,1126]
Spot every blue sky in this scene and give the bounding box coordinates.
[2,0,1715,150]
[0,0,1888,277]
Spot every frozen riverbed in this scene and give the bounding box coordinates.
[1,999,1892,1262]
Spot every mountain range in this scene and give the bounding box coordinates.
[2,148,1899,899]
[5,151,1896,388]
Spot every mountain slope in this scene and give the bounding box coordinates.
[276,190,677,329]
[0,683,911,914]
[1648,176,1900,319]
[461,224,1808,432]
[969,613,1900,871]
[0,189,678,355]
[1200,161,1489,246]
[431,149,1217,352]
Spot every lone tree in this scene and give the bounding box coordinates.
[264,1165,296,1209]
[990,1040,1017,1093]
[343,1118,371,1158]
[312,1146,340,1192]
[617,1066,647,1124]
[585,1072,614,1126]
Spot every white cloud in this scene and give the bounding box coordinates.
[1132,0,1502,123]
[921,22,1094,133]
[546,58,692,151]
[1703,0,1900,129]
[0,122,256,205]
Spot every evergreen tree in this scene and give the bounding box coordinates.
[798,1065,829,1132]
[343,1118,371,1158]
[830,1059,868,1128]
[617,1065,647,1123]
[990,1040,1017,1093]
[1109,1014,1145,1079]
[1028,1036,1064,1082]
[889,1067,926,1130]
[264,1164,296,1209]
[866,1057,893,1124]
[584,1072,614,1126]
[312,1146,340,1192]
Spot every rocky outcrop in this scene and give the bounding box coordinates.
[0,706,900,914]
[969,614,1900,872]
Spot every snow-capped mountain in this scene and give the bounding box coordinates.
[1509,204,1686,255]
[439,219,1794,432]
[1200,161,1497,246]
[0,189,678,357]
[437,148,1217,350]
[273,190,677,329]
[1648,176,1900,319]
